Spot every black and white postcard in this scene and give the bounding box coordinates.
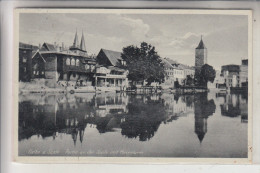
[14,9,252,163]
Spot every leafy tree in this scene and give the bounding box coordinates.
[185,75,193,86]
[122,42,165,85]
[194,64,216,87]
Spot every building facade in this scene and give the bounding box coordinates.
[221,65,240,89]
[239,59,248,87]
[19,42,39,82]
[32,31,96,88]
[161,58,194,88]
[207,70,225,90]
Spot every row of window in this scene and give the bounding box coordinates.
[165,67,174,71]
[166,71,183,76]
[85,64,95,71]
[66,58,80,66]
[33,70,44,75]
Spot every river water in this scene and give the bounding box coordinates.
[18,92,248,157]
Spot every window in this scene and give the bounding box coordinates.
[85,64,90,70]
[71,58,75,66]
[33,71,36,75]
[24,67,26,72]
[22,57,27,63]
[121,60,126,66]
[66,58,70,65]
[76,59,80,66]
[41,71,44,75]
[90,65,95,71]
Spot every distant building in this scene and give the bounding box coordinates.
[178,63,195,78]
[161,58,194,88]
[239,59,248,87]
[32,31,96,88]
[161,58,176,87]
[195,37,207,70]
[19,42,39,82]
[221,64,240,89]
[207,70,225,90]
[166,58,185,82]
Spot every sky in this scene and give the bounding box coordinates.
[19,12,248,70]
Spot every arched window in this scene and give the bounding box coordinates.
[76,59,80,66]
[66,58,70,65]
[71,58,75,66]
[85,64,90,70]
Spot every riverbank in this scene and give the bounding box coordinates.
[19,81,66,94]
[19,81,210,94]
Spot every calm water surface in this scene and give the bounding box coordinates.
[18,92,248,157]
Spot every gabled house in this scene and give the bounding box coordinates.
[95,49,128,90]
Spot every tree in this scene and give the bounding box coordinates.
[185,75,193,86]
[122,42,165,85]
[194,64,216,87]
[174,80,180,89]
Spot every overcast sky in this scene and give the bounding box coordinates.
[19,13,248,70]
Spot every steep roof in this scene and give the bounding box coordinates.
[164,58,194,70]
[80,32,86,51]
[164,58,183,70]
[40,42,56,51]
[161,58,173,68]
[101,49,123,66]
[73,30,79,48]
[165,58,179,66]
[196,39,206,49]
[179,64,194,70]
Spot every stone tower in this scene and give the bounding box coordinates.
[195,36,207,69]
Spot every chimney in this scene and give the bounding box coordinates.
[62,42,64,51]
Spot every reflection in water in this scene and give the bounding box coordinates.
[18,92,248,157]
[194,93,216,143]
[217,93,248,122]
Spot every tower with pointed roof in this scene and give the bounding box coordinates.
[72,29,79,48]
[195,36,207,69]
[70,29,87,54]
[80,31,86,51]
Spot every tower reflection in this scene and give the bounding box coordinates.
[194,93,216,143]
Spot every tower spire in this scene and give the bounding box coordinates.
[73,28,79,48]
[80,30,86,51]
